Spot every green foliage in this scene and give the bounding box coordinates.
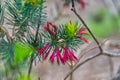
[5,0,46,36]
[58,24,81,49]
[117,16,120,32]
[0,2,4,25]
[0,0,46,79]
[64,22,78,37]
[17,73,37,80]
[89,9,116,38]
[0,39,14,64]
[14,41,35,65]
[43,22,88,51]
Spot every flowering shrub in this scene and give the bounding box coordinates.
[0,0,89,79]
[38,22,88,64]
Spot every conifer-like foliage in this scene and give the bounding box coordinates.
[0,0,46,79]
[0,0,88,79]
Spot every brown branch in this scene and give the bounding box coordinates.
[12,26,15,38]
[28,56,34,79]
[64,38,119,80]
[71,8,102,52]
[78,39,109,62]
[64,53,101,80]
[64,0,103,80]
[70,62,74,80]
[0,26,12,43]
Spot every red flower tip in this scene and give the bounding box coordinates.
[77,27,89,43]
[49,49,65,65]
[77,36,88,43]
[63,47,69,63]
[78,27,86,33]
[43,48,51,60]
[68,48,78,61]
[50,52,55,64]
[63,47,78,63]
[43,22,57,37]
[38,44,50,55]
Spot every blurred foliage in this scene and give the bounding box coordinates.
[89,9,120,38]
[0,0,46,79]
[14,41,35,65]
[17,73,37,80]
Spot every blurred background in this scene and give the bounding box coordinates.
[46,0,120,39]
[32,0,120,80]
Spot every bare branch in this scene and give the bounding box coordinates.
[0,26,12,43]
[64,0,103,79]
[71,8,102,53]
[64,53,101,80]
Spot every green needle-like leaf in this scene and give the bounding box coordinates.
[14,41,35,64]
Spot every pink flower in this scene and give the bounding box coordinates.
[63,47,69,63]
[63,47,78,62]
[77,27,88,43]
[38,44,50,55]
[50,52,55,63]
[43,22,57,37]
[43,48,51,60]
[78,0,88,9]
[68,48,78,61]
[49,49,64,65]
[39,47,78,65]
[38,44,51,60]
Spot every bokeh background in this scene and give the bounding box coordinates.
[46,0,120,38]
[32,0,120,80]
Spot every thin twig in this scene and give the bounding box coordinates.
[64,53,101,80]
[27,4,42,78]
[28,56,34,78]
[64,0,103,80]
[12,26,15,38]
[27,22,40,79]
[71,8,102,52]
[0,26,12,43]
[78,39,109,62]
[70,62,74,80]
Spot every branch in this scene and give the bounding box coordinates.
[0,26,12,43]
[103,50,120,57]
[27,7,42,78]
[71,8,102,53]
[28,56,34,78]
[64,53,101,80]
[64,0,103,80]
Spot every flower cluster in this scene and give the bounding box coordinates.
[38,22,88,64]
[38,45,78,65]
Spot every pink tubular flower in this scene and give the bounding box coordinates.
[38,44,51,60]
[50,52,55,63]
[43,22,57,37]
[68,48,78,61]
[43,48,51,60]
[38,44,50,55]
[39,47,78,65]
[49,49,64,65]
[63,47,69,63]
[77,27,88,43]
[63,47,78,63]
